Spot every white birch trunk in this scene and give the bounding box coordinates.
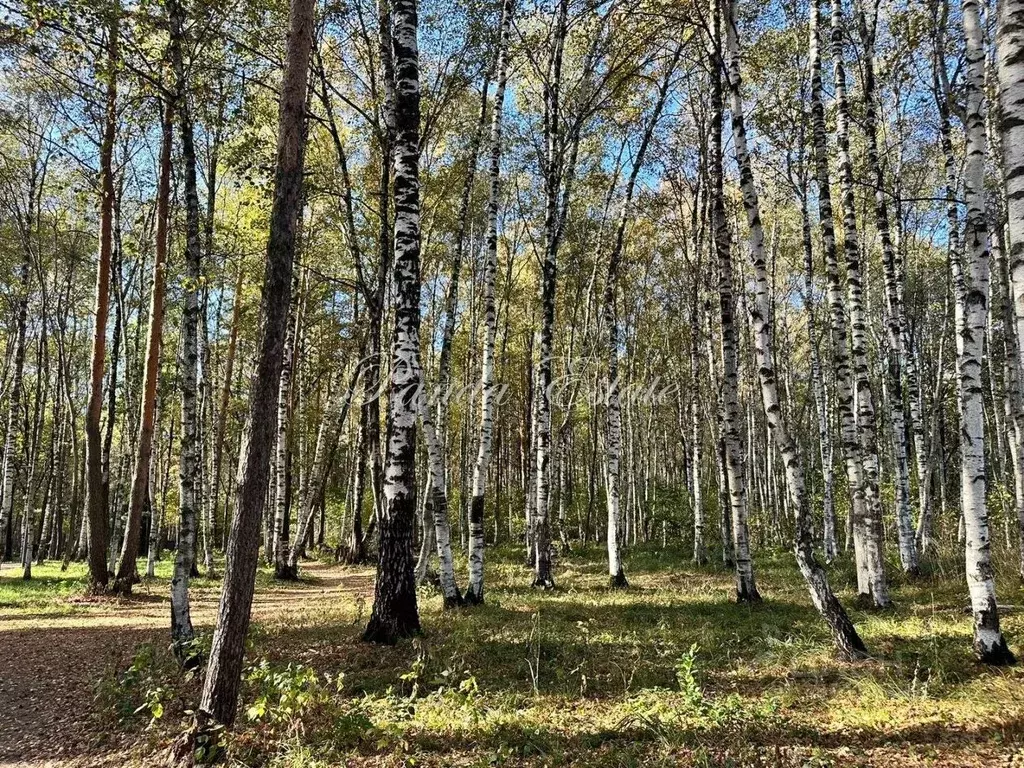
[711,0,758,602]
[417,379,461,607]
[272,284,298,578]
[829,0,889,606]
[856,0,918,576]
[724,0,867,657]
[363,0,423,643]
[958,0,1015,664]
[998,0,1024,578]
[465,0,514,605]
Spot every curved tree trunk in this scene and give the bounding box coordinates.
[724,0,865,657]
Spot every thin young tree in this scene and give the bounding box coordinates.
[83,2,119,592]
[855,0,918,576]
[466,0,514,606]
[604,48,678,588]
[532,0,570,590]
[168,0,203,654]
[709,0,759,602]
[997,0,1024,579]
[113,95,172,593]
[829,0,889,606]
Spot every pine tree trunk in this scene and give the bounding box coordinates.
[197,0,315,724]
[83,5,119,591]
[113,96,171,593]
[958,0,1015,665]
[363,0,424,644]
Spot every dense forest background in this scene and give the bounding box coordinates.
[0,0,1023,762]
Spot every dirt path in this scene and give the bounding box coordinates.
[0,563,374,767]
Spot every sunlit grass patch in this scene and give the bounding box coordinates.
[76,542,1024,766]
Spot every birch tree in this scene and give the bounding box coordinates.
[466,0,514,606]
[997,0,1024,579]
[603,48,678,588]
[957,0,1016,665]
[710,0,759,602]
[363,0,424,644]
[829,0,889,607]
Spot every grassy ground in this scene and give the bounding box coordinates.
[3,544,1024,766]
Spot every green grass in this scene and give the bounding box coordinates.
[76,543,1024,766]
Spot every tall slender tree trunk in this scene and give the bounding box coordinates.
[197,0,315,725]
[532,0,569,591]
[958,0,1015,665]
[710,0,758,602]
[925,0,960,552]
[113,97,172,593]
[83,5,119,591]
[724,0,865,657]
[465,0,514,606]
[0,195,31,567]
[273,275,300,579]
[418,378,461,606]
[289,361,360,571]
[797,132,836,562]
[856,0,918,576]
[168,0,203,654]
[363,0,423,644]
[997,0,1024,579]
[829,0,890,606]
[210,268,243,551]
[603,48,677,588]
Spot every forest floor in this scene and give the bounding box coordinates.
[1,545,1023,767]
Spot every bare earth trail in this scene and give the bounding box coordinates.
[0,562,374,768]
